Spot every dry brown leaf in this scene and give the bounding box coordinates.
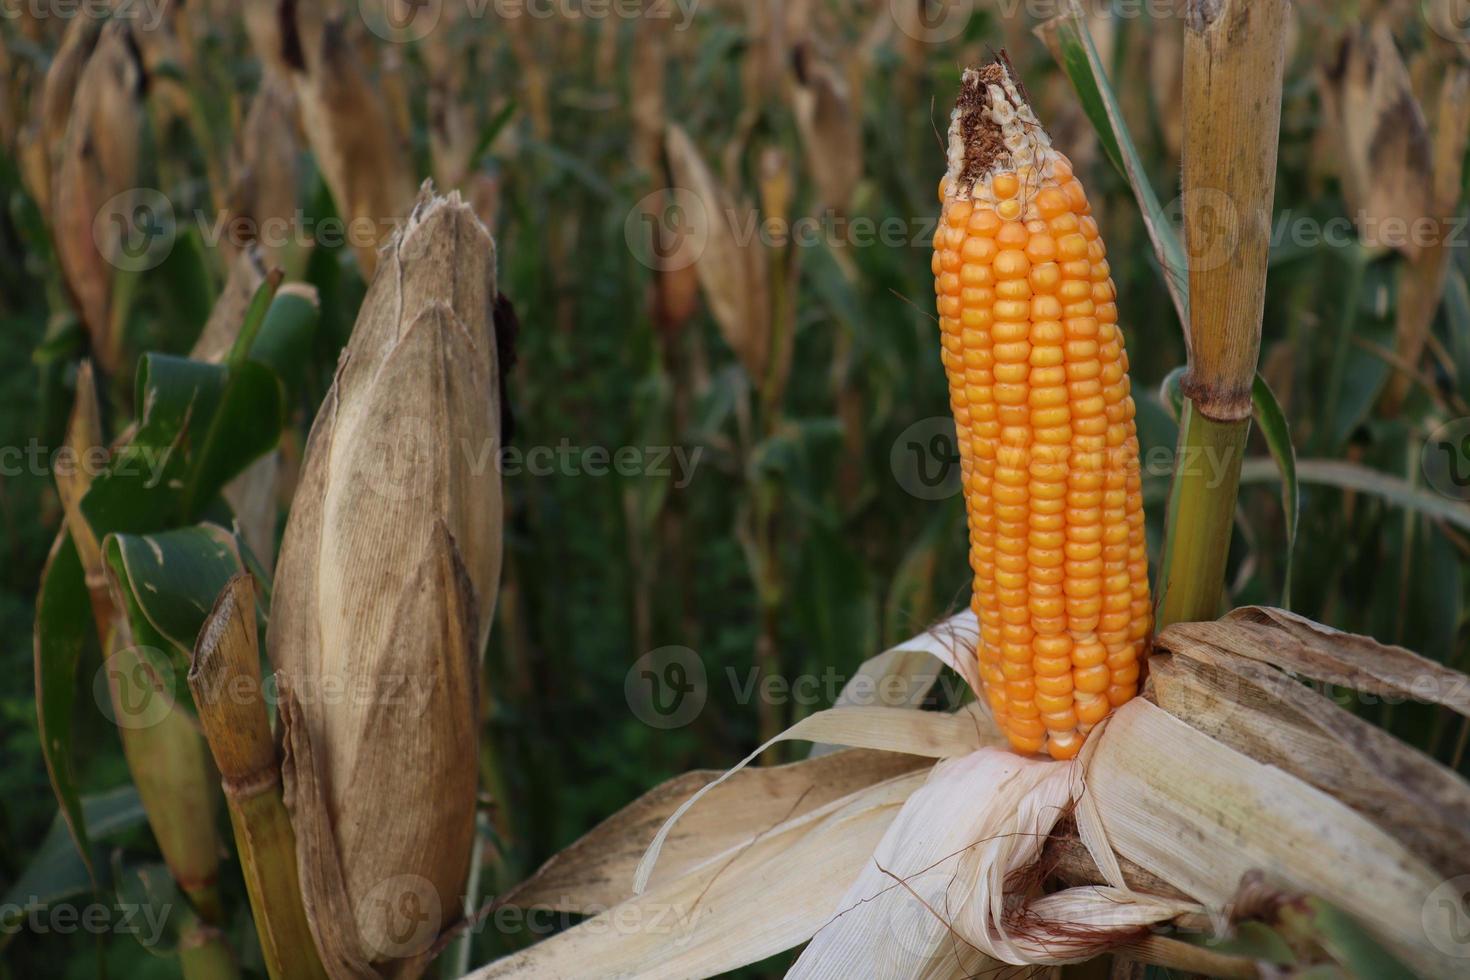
[1192,607,1470,716]
[1385,60,1470,411]
[505,748,930,913]
[190,245,268,364]
[54,360,105,580]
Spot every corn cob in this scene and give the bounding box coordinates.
[933,62,1150,760]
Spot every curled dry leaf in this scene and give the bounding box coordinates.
[269,188,503,979]
[1089,698,1458,977]
[51,19,143,375]
[664,124,771,384]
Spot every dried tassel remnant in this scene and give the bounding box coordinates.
[934,62,1150,761]
[269,186,503,978]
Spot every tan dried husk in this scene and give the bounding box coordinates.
[279,7,417,279]
[51,19,143,376]
[665,125,771,384]
[1318,24,1433,259]
[474,609,1470,979]
[791,45,862,216]
[269,187,503,979]
[226,71,306,275]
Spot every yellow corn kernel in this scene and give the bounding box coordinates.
[936,61,1151,760]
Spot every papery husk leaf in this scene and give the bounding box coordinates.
[506,748,930,913]
[633,703,1002,895]
[809,610,979,756]
[40,17,100,161]
[792,748,1195,977]
[1088,698,1459,977]
[1189,607,1470,717]
[1153,628,1470,880]
[469,771,928,980]
[271,190,501,979]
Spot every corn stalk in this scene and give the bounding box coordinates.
[1156,0,1290,627]
[189,574,326,980]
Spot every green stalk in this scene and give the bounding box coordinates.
[102,631,226,925]
[1155,405,1250,627]
[177,918,240,980]
[190,575,328,980]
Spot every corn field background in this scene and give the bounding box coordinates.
[3,0,1470,977]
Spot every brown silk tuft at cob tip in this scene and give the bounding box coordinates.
[934,59,1151,761]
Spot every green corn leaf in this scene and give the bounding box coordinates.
[1252,374,1299,606]
[1041,2,1190,334]
[0,787,146,939]
[33,531,99,884]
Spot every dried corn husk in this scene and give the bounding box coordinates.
[282,9,417,279]
[791,45,862,215]
[477,610,1470,979]
[269,187,503,979]
[665,125,771,384]
[51,20,143,375]
[1319,25,1433,259]
[1385,60,1470,411]
[227,71,305,275]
